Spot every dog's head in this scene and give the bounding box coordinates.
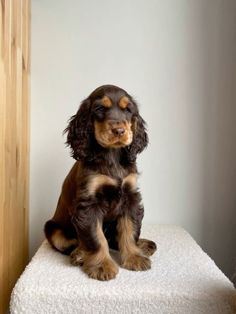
[65,85,148,162]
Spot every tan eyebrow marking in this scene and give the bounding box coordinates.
[101,96,112,108]
[119,96,129,109]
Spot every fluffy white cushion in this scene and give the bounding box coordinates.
[10,225,236,313]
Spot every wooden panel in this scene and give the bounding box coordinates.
[0,0,30,312]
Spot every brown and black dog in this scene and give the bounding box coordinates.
[44,85,156,281]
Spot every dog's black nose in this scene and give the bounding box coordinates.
[112,127,125,136]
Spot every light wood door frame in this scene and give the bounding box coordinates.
[0,0,30,312]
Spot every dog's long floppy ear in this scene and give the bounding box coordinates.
[126,105,149,162]
[64,98,92,160]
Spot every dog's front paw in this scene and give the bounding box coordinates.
[70,248,84,266]
[137,239,157,257]
[122,254,151,271]
[84,258,119,281]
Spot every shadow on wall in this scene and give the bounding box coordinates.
[201,2,236,278]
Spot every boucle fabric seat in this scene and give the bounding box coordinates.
[10,225,236,314]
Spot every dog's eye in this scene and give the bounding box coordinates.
[94,104,107,120]
[94,104,106,113]
[125,107,132,113]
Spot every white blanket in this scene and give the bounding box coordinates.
[10,225,236,314]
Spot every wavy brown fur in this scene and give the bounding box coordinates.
[44,85,156,280]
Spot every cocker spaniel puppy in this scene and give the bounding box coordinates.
[44,85,156,281]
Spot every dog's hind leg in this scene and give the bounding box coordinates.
[44,220,77,255]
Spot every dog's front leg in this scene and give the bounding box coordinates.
[71,208,118,281]
[117,215,151,271]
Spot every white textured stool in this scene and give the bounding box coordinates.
[10,225,236,314]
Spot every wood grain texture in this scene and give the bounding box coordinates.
[0,0,30,312]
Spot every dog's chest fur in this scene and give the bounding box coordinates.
[81,149,138,219]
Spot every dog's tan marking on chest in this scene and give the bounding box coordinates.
[87,174,117,195]
[122,173,138,191]
[119,96,129,109]
[101,96,112,108]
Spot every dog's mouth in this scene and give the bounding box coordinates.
[96,133,133,148]
[94,121,133,148]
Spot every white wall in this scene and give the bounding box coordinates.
[31,0,236,277]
